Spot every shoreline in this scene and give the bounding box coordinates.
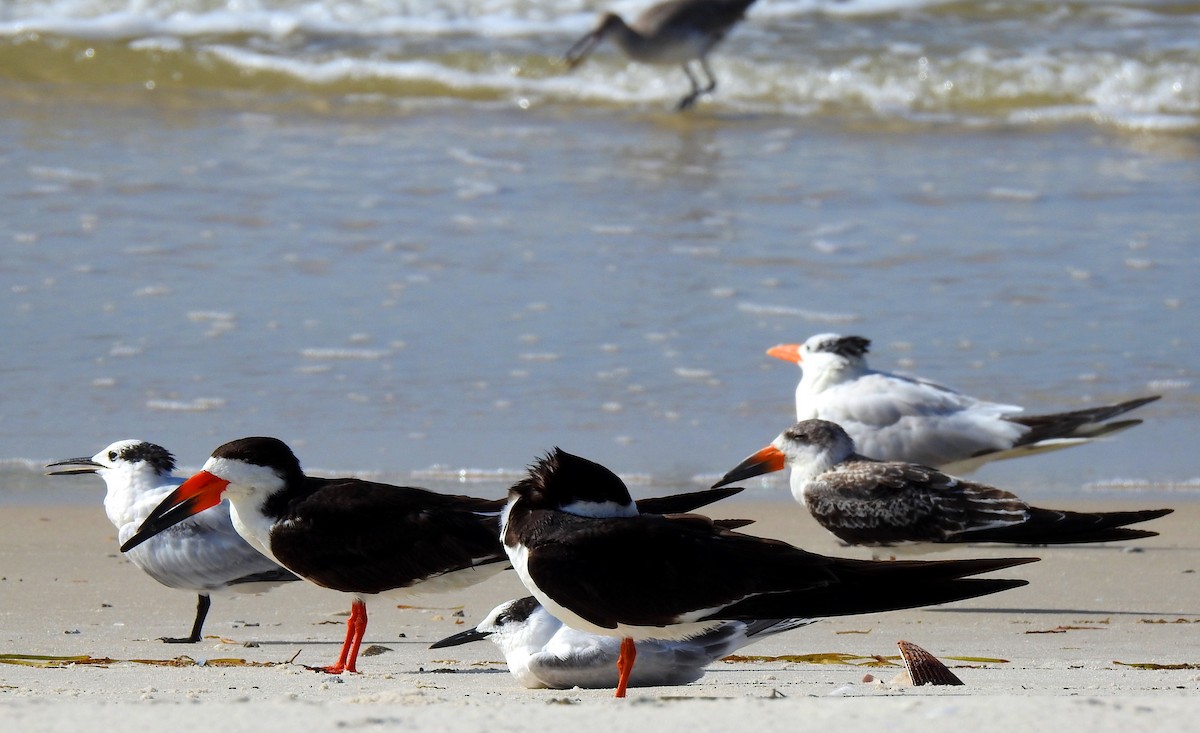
[1,499,1195,729]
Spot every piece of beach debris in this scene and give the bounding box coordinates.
[395,604,465,611]
[0,654,116,668]
[861,641,964,687]
[896,640,965,686]
[1025,625,1106,634]
[725,650,1008,668]
[360,644,392,657]
[130,656,277,668]
[1114,661,1200,670]
[723,652,900,667]
[0,653,278,669]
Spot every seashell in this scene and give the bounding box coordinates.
[896,640,964,686]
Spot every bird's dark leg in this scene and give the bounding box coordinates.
[699,58,718,94]
[677,63,704,110]
[160,593,210,644]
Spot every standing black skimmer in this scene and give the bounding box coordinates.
[766,333,1160,474]
[121,437,511,674]
[431,596,814,689]
[502,448,1036,697]
[715,419,1173,552]
[46,440,298,643]
[564,0,758,110]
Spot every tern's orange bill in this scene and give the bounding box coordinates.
[766,344,802,364]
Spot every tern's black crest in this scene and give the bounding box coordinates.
[498,596,542,626]
[116,441,176,474]
[811,335,871,360]
[511,448,632,510]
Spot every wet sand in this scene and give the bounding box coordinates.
[1,498,1196,730]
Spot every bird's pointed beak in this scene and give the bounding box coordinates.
[428,627,493,649]
[120,470,229,552]
[45,457,104,475]
[766,344,802,364]
[564,30,602,69]
[712,446,787,488]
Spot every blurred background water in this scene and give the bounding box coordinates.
[2,0,1197,505]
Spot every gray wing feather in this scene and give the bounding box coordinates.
[118,501,296,592]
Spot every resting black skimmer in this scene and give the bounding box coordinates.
[502,448,1036,697]
[121,436,510,673]
[431,596,814,689]
[564,0,758,110]
[715,419,1173,552]
[47,440,298,643]
[766,333,1160,474]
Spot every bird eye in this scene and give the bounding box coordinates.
[108,451,118,461]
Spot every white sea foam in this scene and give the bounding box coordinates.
[300,348,390,360]
[187,311,235,322]
[1083,478,1200,494]
[737,303,861,324]
[145,397,226,412]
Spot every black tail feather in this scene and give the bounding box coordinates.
[636,486,742,515]
[965,507,1172,545]
[1012,395,1160,445]
[714,577,1028,621]
[827,555,1039,581]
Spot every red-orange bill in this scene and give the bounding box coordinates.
[120,470,230,552]
[712,446,786,488]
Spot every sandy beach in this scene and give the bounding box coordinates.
[2,497,1196,731]
[4,0,1197,728]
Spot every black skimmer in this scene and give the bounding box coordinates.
[564,0,758,110]
[767,333,1160,474]
[715,419,1173,552]
[431,596,814,689]
[121,436,510,673]
[502,448,1036,697]
[46,440,298,643]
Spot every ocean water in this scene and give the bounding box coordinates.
[2,0,1198,506]
[2,0,1198,128]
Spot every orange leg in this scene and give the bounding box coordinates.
[344,599,369,673]
[614,637,636,698]
[320,600,367,674]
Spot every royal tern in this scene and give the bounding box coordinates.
[767,333,1160,474]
